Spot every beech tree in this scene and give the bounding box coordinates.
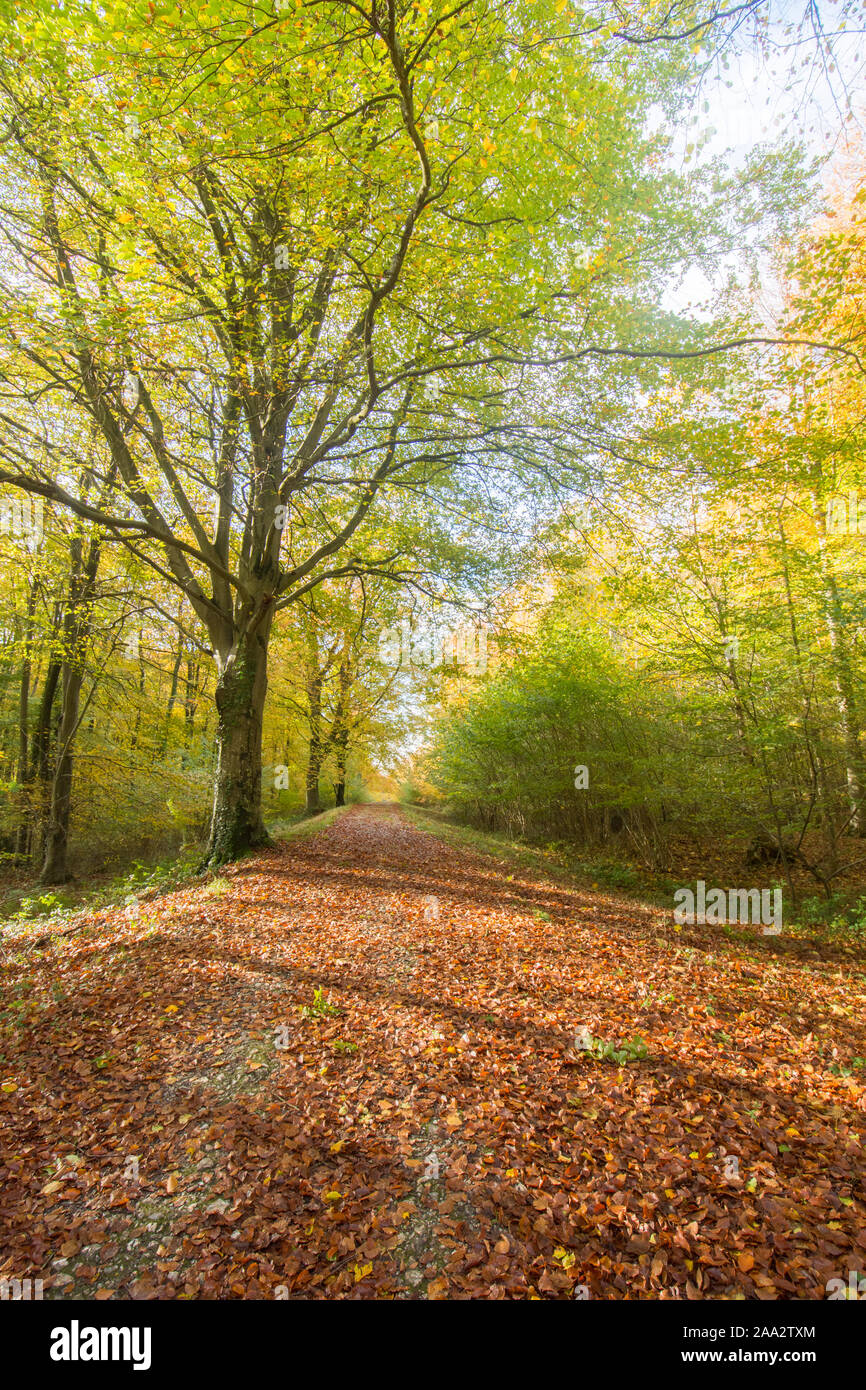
[0,0,803,863]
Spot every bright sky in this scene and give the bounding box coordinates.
[661,0,866,316]
[384,4,866,775]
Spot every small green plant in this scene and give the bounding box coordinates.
[332,1039,358,1054]
[578,1031,648,1064]
[796,893,866,939]
[799,893,846,928]
[638,985,675,1010]
[14,891,63,922]
[301,987,341,1020]
[830,1057,865,1078]
[202,876,230,899]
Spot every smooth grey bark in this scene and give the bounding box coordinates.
[204,611,273,865]
[812,490,864,832]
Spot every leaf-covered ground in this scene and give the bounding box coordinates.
[1,805,865,1300]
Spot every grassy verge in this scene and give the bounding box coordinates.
[0,842,205,930]
[400,805,866,955]
[268,803,353,842]
[400,805,655,900]
[1,804,355,934]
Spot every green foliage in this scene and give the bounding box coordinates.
[578,1032,649,1064]
[13,891,65,922]
[575,859,642,891]
[202,877,230,899]
[301,988,342,1021]
[429,608,725,864]
[797,894,866,938]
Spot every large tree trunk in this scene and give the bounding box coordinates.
[205,627,272,865]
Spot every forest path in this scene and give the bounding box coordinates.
[1,804,865,1299]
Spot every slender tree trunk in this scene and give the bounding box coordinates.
[205,625,272,865]
[333,745,347,807]
[305,667,324,815]
[40,661,85,883]
[811,491,864,831]
[778,516,829,831]
[184,658,199,743]
[332,656,351,806]
[712,598,754,766]
[40,522,103,883]
[31,656,61,860]
[14,583,36,856]
[130,628,145,750]
[160,629,184,754]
